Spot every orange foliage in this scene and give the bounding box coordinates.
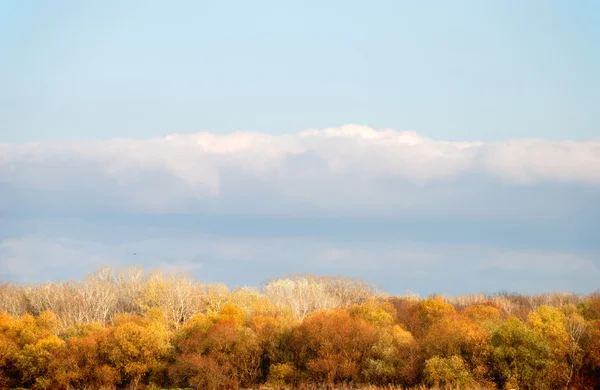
[290,309,379,384]
[171,305,262,389]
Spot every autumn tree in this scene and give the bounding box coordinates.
[363,324,420,386]
[100,309,171,389]
[424,355,475,389]
[490,316,551,389]
[577,317,600,388]
[413,295,456,337]
[48,323,119,389]
[421,313,493,385]
[170,304,263,389]
[289,309,379,385]
[527,305,587,389]
[0,311,62,388]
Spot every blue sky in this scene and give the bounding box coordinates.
[1,1,599,294]
[2,0,599,142]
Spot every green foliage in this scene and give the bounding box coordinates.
[424,355,475,388]
[363,325,419,386]
[491,316,551,389]
[267,362,298,386]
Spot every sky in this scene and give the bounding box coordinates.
[1,1,599,295]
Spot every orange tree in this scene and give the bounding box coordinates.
[170,303,263,390]
[287,308,379,385]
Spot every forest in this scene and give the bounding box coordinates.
[0,266,599,390]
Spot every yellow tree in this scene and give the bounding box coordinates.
[527,305,585,389]
[0,311,62,388]
[100,309,171,389]
[415,296,456,336]
[421,313,493,385]
[15,335,65,389]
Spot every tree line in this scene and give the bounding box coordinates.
[0,266,599,389]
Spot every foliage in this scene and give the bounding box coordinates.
[170,304,262,389]
[1,266,600,389]
[490,316,551,389]
[289,309,379,385]
[424,355,475,388]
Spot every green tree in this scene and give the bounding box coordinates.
[490,316,551,389]
[424,355,475,389]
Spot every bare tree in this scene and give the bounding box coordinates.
[81,266,118,323]
[138,270,202,327]
[115,265,145,315]
[263,276,342,320]
[0,282,27,316]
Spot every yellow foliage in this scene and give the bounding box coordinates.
[391,324,415,345]
[417,296,456,332]
[463,304,502,324]
[424,355,475,388]
[16,335,65,387]
[60,322,104,339]
[267,362,298,386]
[102,312,171,387]
[211,303,247,327]
[350,299,397,326]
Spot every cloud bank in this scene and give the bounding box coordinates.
[1,124,599,215]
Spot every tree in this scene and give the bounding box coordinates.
[577,318,600,389]
[424,355,475,389]
[49,324,119,389]
[15,335,65,389]
[138,271,201,328]
[490,316,551,389]
[527,305,586,389]
[463,303,502,325]
[262,274,376,320]
[421,313,492,385]
[170,304,263,389]
[263,276,342,320]
[0,311,61,388]
[363,324,420,386]
[415,295,456,336]
[100,309,171,389]
[349,299,396,326]
[0,283,27,317]
[289,309,379,385]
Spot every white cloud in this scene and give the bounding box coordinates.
[0,124,599,215]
